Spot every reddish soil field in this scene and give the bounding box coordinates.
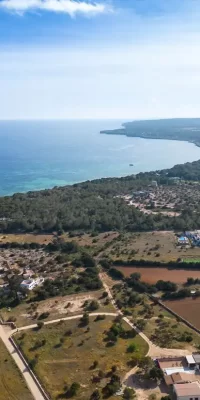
[115,266,200,284]
[164,298,200,330]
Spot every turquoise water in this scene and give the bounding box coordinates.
[1,119,200,196]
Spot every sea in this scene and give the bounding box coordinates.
[1,119,200,197]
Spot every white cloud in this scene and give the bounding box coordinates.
[0,0,108,16]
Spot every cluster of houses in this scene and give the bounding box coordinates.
[178,231,200,247]
[157,354,200,400]
[185,231,200,247]
[178,232,200,247]
[0,265,45,295]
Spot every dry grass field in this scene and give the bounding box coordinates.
[2,230,200,263]
[0,233,54,244]
[103,231,200,262]
[143,315,200,350]
[63,231,119,247]
[1,289,116,327]
[111,285,200,350]
[15,316,148,400]
[0,339,33,400]
[0,231,118,248]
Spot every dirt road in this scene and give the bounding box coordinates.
[11,312,118,333]
[99,273,191,357]
[0,325,47,400]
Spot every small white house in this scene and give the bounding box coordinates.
[20,279,36,291]
[174,382,200,400]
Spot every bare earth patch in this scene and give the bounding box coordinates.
[164,297,200,330]
[37,291,108,315]
[1,290,115,327]
[115,266,200,284]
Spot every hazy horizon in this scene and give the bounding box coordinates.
[1,117,200,122]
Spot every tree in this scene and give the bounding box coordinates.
[161,397,171,400]
[130,272,141,281]
[138,356,154,373]
[37,321,44,330]
[79,312,89,326]
[109,268,124,280]
[92,360,98,369]
[29,356,38,369]
[148,394,157,400]
[87,300,99,311]
[123,388,136,400]
[81,253,96,268]
[136,319,147,331]
[127,343,138,353]
[68,382,80,397]
[123,387,136,399]
[103,374,121,397]
[111,365,117,373]
[148,367,164,382]
[90,389,101,400]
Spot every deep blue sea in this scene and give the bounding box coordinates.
[0,119,200,196]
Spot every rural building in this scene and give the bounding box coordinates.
[186,356,196,369]
[174,382,200,400]
[151,180,158,187]
[193,355,200,369]
[157,357,186,371]
[20,279,36,291]
[20,277,44,291]
[132,190,149,197]
[185,231,200,246]
[178,236,189,245]
[169,177,181,183]
[165,372,197,386]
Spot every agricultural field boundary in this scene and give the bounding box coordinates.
[113,259,200,269]
[9,335,51,400]
[150,295,200,336]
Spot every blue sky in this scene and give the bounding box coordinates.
[1,0,200,119]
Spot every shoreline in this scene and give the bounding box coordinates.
[1,117,200,196]
[101,131,200,148]
[100,117,200,148]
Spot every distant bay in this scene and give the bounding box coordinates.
[1,119,200,196]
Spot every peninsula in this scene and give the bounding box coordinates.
[100,118,200,147]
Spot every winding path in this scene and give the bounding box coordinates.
[10,312,118,333]
[99,273,191,359]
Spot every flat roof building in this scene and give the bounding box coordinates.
[186,355,196,368]
[20,279,36,291]
[193,355,200,366]
[174,382,200,400]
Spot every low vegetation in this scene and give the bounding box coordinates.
[111,281,200,349]
[15,316,148,400]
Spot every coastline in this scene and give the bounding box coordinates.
[101,130,200,148]
[1,119,200,196]
[100,118,200,148]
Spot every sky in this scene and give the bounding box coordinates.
[1,0,200,119]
